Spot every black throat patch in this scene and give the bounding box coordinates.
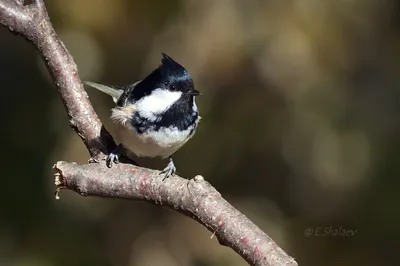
[131,96,198,134]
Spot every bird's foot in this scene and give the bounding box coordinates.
[160,157,176,180]
[106,144,124,168]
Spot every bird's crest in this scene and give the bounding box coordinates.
[159,53,191,82]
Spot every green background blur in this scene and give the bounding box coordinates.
[1,0,399,265]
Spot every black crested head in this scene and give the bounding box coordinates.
[159,53,190,83]
[156,53,196,95]
[118,53,200,106]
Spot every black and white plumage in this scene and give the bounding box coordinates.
[85,53,201,178]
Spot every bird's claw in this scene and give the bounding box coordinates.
[161,157,176,180]
[106,144,124,168]
[106,153,119,167]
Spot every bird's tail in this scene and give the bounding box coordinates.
[84,81,123,103]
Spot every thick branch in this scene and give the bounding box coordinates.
[0,1,298,265]
[54,161,297,266]
[0,0,116,159]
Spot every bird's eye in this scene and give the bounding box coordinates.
[170,84,177,91]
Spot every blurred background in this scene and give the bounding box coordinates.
[1,0,399,265]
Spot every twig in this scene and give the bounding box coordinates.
[0,1,298,265]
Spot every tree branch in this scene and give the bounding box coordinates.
[0,0,116,159]
[54,161,297,266]
[0,1,298,265]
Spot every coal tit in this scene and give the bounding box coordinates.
[85,53,201,178]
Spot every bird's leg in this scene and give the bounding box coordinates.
[106,144,125,167]
[161,156,177,180]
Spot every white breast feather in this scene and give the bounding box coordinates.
[110,88,198,158]
[113,120,199,159]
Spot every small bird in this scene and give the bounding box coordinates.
[85,53,201,178]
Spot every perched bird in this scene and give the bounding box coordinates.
[85,53,201,178]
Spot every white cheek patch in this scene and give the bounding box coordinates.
[136,89,182,121]
[192,100,198,113]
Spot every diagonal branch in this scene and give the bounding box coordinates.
[54,161,297,266]
[0,1,298,265]
[0,0,116,159]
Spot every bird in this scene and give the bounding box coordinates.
[84,53,201,178]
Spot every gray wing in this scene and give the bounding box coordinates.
[84,81,124,103]
[114,80,141,106]
[84,80,141,104]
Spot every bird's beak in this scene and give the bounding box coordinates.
[188,89,202,96]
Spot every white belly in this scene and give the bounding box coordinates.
[115,123,197,159]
